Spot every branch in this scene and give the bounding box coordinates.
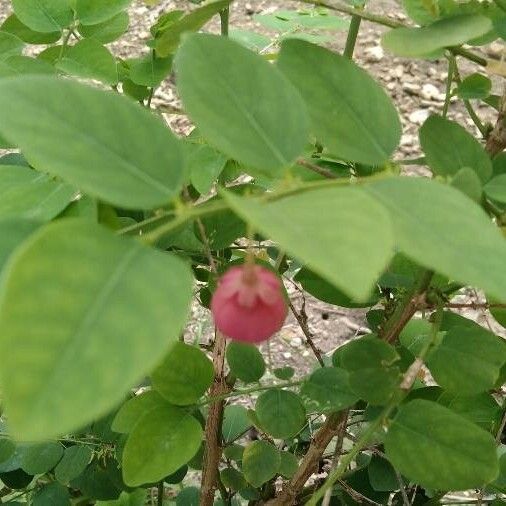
[296,158,338,179]
[486,86,506,157]
[264,411,348,506]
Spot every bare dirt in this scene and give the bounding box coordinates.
[0,0,504,377]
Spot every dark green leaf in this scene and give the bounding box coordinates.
[385,399,499,489]
[427,325,506,394]
[184,142,227,195]
[32,482,70,506]
[367,455,399,492]
[242,441,280,487]
[55,445,93,484]
[277,39,401,165]
[0,220,192,439]
[21,442,63,474]
[485,174,506,203]
[79,12,129,43]
[76,0,132,26]
[12,0,73,32]
[1,14,60,44]
[220,467,247,491]
[222,405,252,444]
[0,76,184,209]
[457,73,492,99]
[122,405,202,486]
[278,451,298,478]
[255,389,306,439]
[129,54,172,87]
[151,342,213,405]
[420,115,492,182]
[175,34,308,172]
[226,342,266,383]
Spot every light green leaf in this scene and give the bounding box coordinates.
[427,325,506,394]
[0,219,40,272]
[78,12,129,44]
[300,367,359,413]
[402,0,439,25]
[151,342,214,405]
[0,55,55,77]
[456,73,492,100]
[222,187,393,300]
[0,31,24,60]
[175,34,308,172]
[0,220,193,439]
[12,0,73,32]
[184,142,227,195]
[1,14,60,44]
[97,490,147,506]
[229,29,270,50]
[122,405,202,486]
[385,399,499,489]
[222,405,252,444]
[277,39,401,165]
[155,0,231,57]
[112,390,167,433]
[366,177,506,301]
[0,165,76,221]
[255,389,306,439]
[55,445,93,484]
[129,53,172,88]
[226,342,266,384]
[0,76,184,209]
[76,0,132,26]
[485,174,506,203]
[382,14,492,57]
[420,115,492,182]
[242,441,280,487]
[57,39,118,85]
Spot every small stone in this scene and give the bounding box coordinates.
[290,337,302,347]
[364,45,384,62]
[282,352,292,359]
[302,350,310,357]
[386,82,396,91]
[392,65,404,79]
[402,82,421,95]
[400,133,415,146]
[408,109,430,125]
[421,83,445,101]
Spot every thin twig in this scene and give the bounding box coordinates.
[288,299,325,367]
[337,479,384,506]
[486,85,506,156]
[296,158,338,179]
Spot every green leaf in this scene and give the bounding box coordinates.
[57,39,118,85]
[295,268,379,308]
[399,318,432,357]
[112,391,168,433]
[255,389,306,439]
[450,166,483,202]
[0,55,55,77]
[12,0,73,32]
[0,31,24,60]
[278,451,298,478]
[222,405,252,443]
[32,482,70,506]
[0,165,75,221]
[420,115,492,182]
[300,367,359,413]
[175,34,308,172]
[55,445,93,484]
[0,438,16,464]
[0,220,192,439]
[220,467,248,491]
[129,53,172,87]
[427,325,506,394]
[97,490,147,506]
[367,455,399,492]
[122,405,202,486]
[277,39,401,165]
[76,0,132,25]
[457,73,492,99]
[176,487,200,506]
[273,367,294,380]
[485,174,506,204]
[70,459,122,500]
[184,142,227,195]
[402,0,439,25]
[0,219,40,272]
[21,442,64,474]
[229,29,270,50]
[155,0,231,56]
[222,187,393,301]
[338,335,400,405]
[382,14,492,57]
[226,342,266,383]
[78,12,129,44]
[385,399,499,489]
[242,441,280,487]
[1,14,60,44]
[151,342,213,405]
[366,177,506,301]
[0,76,184,209]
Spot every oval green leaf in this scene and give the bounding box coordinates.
[0,76,185,209]
[0,220,193,439]
[175,33,309,172]
[277,39,401,165]
[242,441,280,487]
[12,0,73,32]
[226,342,266,384]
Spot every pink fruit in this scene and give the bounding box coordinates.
[210,264,288,343]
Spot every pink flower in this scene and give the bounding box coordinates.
[211,264,288,343]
